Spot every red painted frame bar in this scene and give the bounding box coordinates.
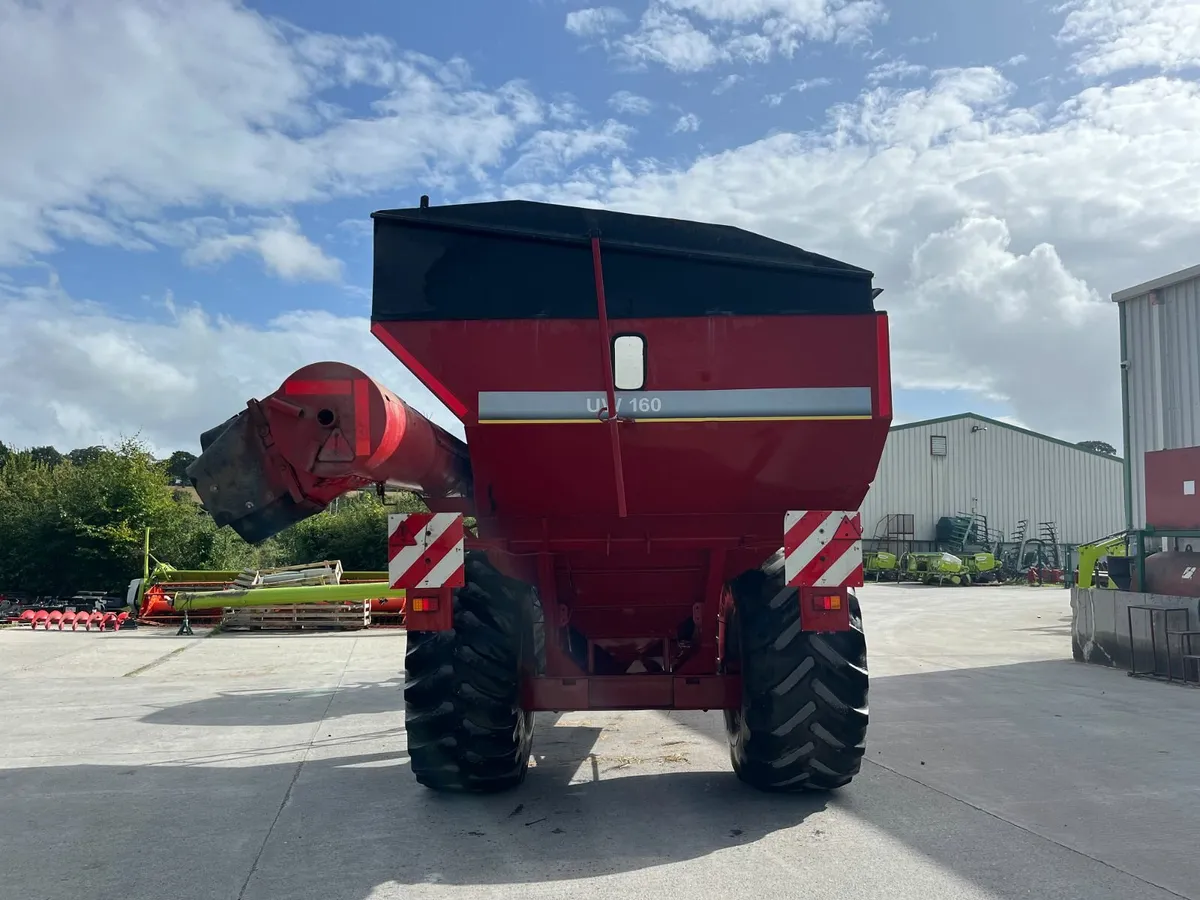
[875,312,892,420]
[590,235,628,519]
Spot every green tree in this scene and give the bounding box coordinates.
[166,450,197,483]
[29,445,63,467]
[165,513,289,572]
[54,440,194,591]
[278,492,392,570]
[0,451,74,594]
[67,446,105,465]
[0,439,232,595]
[269,491,428,571]
[1076,440,1117,455]
[0,443,431,596]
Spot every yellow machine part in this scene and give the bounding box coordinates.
[1076,534,1127,589]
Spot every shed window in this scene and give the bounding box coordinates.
[930,435,948,457]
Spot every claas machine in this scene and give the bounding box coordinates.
[186,199,893,794]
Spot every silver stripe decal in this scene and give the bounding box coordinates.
[477,387,872,420]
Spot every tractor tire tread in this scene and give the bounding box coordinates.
[403,550,537,794]
[724,566,869,793]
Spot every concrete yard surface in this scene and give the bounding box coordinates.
[1,584,1197,900]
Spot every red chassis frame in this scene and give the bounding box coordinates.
[403,521,858,712]
[403,539,745,712]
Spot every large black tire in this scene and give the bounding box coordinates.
[723,553,869,792]
[403,551,541,793]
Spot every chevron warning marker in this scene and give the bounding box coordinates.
[388,512,466,590]
[784,510,864,588]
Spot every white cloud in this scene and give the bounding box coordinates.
[765,75,834,104]
[617,6,725,71]
[0,0,619,270]
[41,210,155,252]
[867,58,928,83]
[672,112,702,132]
[506,120,633,180]
[662,0,884,41]
[1058,0,1200,75]
[584,0,885,71]
[0,278,459,457]
[608,90,654,114]
[183,217,343,282]
[565,6,629,37]
[795,76,835,92]
[893,217,1113,412]
[713,73,743,94]
[547,97,587,124]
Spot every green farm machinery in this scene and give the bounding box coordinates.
[864,550,900,581]
[903,551,969,585]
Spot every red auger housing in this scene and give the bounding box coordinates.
[189,364,470,543]
[187,198,893,794]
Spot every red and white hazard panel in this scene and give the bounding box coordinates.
[388,513,466,590]
[784,511,864,588]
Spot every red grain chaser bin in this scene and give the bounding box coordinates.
[187,199,893,795]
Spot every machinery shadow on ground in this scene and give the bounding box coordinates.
[139,677,408,727]
[0,722,828,900]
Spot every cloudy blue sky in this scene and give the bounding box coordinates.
[2,0,1197,455]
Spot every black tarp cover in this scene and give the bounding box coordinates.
[371,200,876,321]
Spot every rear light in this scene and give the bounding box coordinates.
[800,589,851,632]
[409,597,439,613]
[814,593,842,611]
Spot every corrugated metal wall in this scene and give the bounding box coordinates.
[1121,275,1200,529]
[859,415,1124,544]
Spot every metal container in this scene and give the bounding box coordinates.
[1139,551,1200,598]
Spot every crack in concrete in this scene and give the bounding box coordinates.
[1077,590,1115,665]
[121,636,212,677]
